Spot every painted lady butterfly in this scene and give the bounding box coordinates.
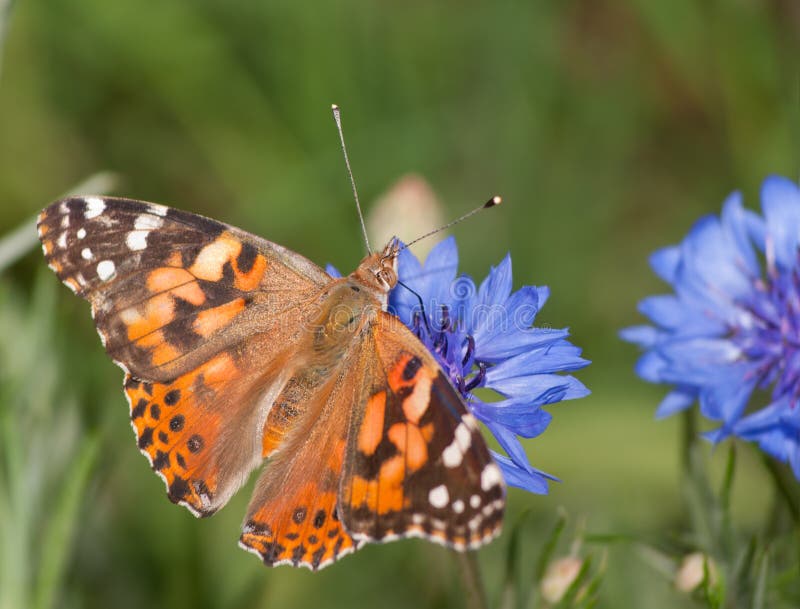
[37,195,505,570]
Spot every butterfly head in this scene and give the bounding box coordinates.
[352,238,399,296]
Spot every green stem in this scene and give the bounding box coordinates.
[681,408,698,473]
[761,453,800,526]
[455,550,489,609]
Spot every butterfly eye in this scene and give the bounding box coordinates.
[376,267,397,289]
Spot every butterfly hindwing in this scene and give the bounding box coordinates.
[239,359,362,570]
[124,349,294,517]
[339,312,505,549]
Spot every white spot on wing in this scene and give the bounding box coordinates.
[442,441,463,468]
[428,484,449,508]
[77,228,87,239]
[148,204,168,217]
[453,499,465,514]
[463,414,478,429]
[81,247,93,260]
[84,197,106,219]
[134,214,164,230]
[455,422,471,447]
[61,215,70,228]
[442,421,472,468]
[481,463,503,491]
[126,230,149,251]
[470,494,481,508]
[97,260,115,281]
[57,232,67,249]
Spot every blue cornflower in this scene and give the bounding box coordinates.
[622,176,800,479]
[385,237,590,493]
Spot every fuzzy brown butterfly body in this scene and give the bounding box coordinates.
[37,196,505,570]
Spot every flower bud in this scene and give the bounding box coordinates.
[675,552,717,592]
[540,556,583,603]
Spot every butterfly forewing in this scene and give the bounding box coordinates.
[37,196,328,381]
[339,312,505,549]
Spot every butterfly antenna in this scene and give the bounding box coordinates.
[332,104,372,254]
[398,196,502,252]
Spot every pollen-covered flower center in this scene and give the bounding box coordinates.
[411,304,486,398]
[733,268,800,398]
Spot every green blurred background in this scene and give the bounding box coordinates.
[0,1,798,608]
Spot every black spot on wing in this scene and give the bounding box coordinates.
[312,546,326,569]
[402,356,423,381]
[292,506,307,524]
[131,398,147,419]
[291,543,306,565]
[261,541,285,566]
[237,241,258,273]
[138,427,154,449]
[170,414,185,432]
[168,475,190,502]
[187,434,204,453]
[153,450,170,470]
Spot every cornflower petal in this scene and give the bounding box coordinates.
[623,176,800,480]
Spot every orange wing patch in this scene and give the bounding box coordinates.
[124,351,240,516]
[388,353,434,424]
[357,391,386,456]
[189,232,268,290]
[113,241,261,372]
[241,486,360,571]
[193,299,246,337]
[241,435,360,570]
[343,382,435,523]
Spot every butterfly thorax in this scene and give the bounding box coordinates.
[303,245,398,367]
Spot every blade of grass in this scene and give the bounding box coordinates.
[535,510,567,582]
[498,509,532,609]
[717,444,736,556]
[454,550,488,609]
[0,411,29,609]
[751,549,770,609]
[700,555,724,609]
[32,434,99,609]
[760,452,800,526]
